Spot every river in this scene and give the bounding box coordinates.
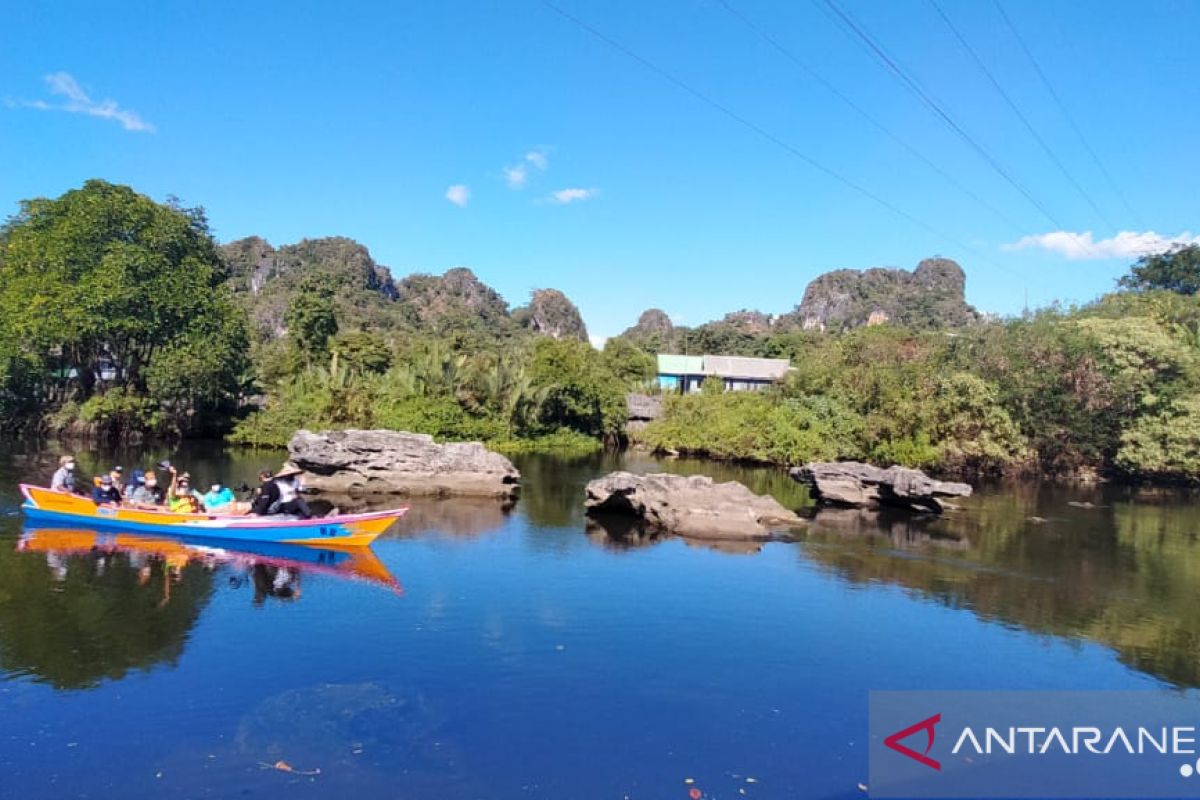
[0,441,1197,798]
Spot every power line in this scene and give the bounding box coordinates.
[991,0,1144,229]
[539,0,1036,287]
[928,0,1117,233]
[716,0,1024,234]
[541,2,1027,271]
[816,0,1068,232]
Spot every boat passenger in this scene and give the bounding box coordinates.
[92,475,121,506]
[249,470,279,516]
[127,470,163,507]
[272,463,313,519]
[167,469,206,514]
[250,463,313,518]
[50,455,77,493]
[201,482,236,512]
[109,466,125,494]
[123,469,145,501]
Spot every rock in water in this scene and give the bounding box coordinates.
[790,462,971,513]
[584,471,804,540]
[288,429,520,498]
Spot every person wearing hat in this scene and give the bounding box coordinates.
[249,463,312,518]
[92,474,121,506]
[122,469,145,501]
[273,462,312,519]
[51,455,78,493]
[109,466,125,495]
[166,466,206,514]
[127,469,162,507]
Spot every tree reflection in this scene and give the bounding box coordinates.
[0,536,214,689]
[800,484,1200,688]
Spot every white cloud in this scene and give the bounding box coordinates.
[11,72,155,132]
[524,149,549,171]
[503,164,528,189]
[1003,230,1200,261]
[445,184,470,207]
[503,149,549,189]
[548,187,595,205]
[588,335,608,350]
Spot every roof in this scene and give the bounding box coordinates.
[657,354,703,374]
[702,355,792,380]
[656,354,792,381]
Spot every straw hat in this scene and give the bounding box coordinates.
[274,462,303,478]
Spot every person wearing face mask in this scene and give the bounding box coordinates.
[167,469,206,514]
[50,455,78,493]
[126,470,164,507]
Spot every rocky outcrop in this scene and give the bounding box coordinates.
[779,258,979,332]
[790,462,971,513]
[584,471,804,540]
[625,393,662,438]
[394,267,514,334]
[512,288,588,341]
[288,429,520,498]
[222,236,400,339]
[618,308,677,351]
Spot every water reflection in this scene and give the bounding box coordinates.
[799,484,1200,688]
[0,526,402,687]
[0,528,215,689]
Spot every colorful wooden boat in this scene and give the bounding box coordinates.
[18,525,404,594]
[19,484,407,547]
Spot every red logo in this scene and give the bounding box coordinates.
[884,713,942,771]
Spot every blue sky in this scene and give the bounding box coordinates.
[2,1,1197,341]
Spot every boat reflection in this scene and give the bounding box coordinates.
[18,525,403,601]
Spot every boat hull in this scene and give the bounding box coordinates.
[19,484,407,546]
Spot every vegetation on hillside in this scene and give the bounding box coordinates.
[4,180,1200,483]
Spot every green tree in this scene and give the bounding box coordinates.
[1119,245,1200,295]
[285,277,339,363]
[0,180,249,436]
[601,338,656,386]
[527,338,626,439]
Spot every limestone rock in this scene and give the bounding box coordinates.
[287,429,520,498]
[584,471,804,540]
[790,461,972,513]
[512,288,588,341]
[779,258,979,332]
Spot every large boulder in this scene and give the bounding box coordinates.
[288,429,520,498]
[625,393,663,438]
[790,462,971,513]
[584,471,804,540]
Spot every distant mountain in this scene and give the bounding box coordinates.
[618,309,677,351]
[221,236,401,339]
[393,267,515,337]
[616,257,979,355]
[513,289,588,341]
[778,257,978,331]
[222,236,586,345]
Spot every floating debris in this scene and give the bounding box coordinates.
[258,760,321,777]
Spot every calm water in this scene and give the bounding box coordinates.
[1,442,1198,799]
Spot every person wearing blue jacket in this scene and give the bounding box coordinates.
[92,475,121,506]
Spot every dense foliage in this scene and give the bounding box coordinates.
[6,179,1200,483]
[638,292,1200,480]
[0,180,249,438]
